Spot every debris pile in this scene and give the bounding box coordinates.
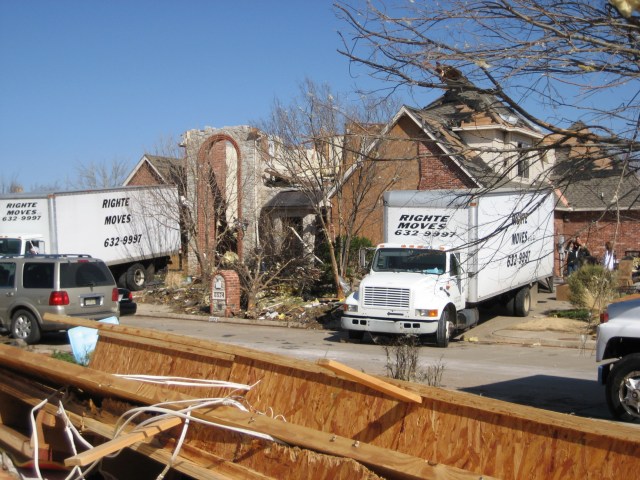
[136,276,342,329]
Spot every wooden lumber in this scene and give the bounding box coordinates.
[0,371,268,480]
[202,406,492,480]
[43,313,328,373]
[0,424,33,458]
[25,314,640,479]
[0,346,489,480]
[318,358,422,403]
[64,416,183,467]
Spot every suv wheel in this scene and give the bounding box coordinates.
[11,309,41,345]
[606,353,640,422]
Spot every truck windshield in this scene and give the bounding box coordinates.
[0,238,22,255]
[372,248,446,274]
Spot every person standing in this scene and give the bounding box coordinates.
[566,240,578,275]
[603,241,616,271]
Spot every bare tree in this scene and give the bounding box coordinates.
[69,158,132,189]
[258,79,400,297]
[337,1,639,144]
[335,0,640,264]
[336,1,640,186]
[0,175,23,194]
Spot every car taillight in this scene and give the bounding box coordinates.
[112,288,119,302]
[600,311,609,323]
[49,291,69,306]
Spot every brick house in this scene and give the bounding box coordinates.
[332,78,546,247]
[549,129,640,275]
[331,75,640,279]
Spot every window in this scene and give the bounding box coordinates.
[60,262,114,288]
[450,253,460,276]
[517,141,530,179]
[0,263,16,288]
[23,263,54,289]
[0,238,22,255]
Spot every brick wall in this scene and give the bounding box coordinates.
[126,162,164,186]
[554,210,640,277]
[332,116,478,245]
[211,269,241,316]
[417,142,478,189]
[195,133,244,261]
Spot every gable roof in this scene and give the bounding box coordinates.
[123,154,183,186]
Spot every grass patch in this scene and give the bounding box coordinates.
[50,350,78,364]
[547,308,592,322]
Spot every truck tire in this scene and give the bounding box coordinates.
[126,263,147,291]
[11,309,41,345]
[606,353,640,422]
[435,309,452,348]
[514,286,531,317]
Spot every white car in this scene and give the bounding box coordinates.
[596,295,640,422]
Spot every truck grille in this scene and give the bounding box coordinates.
[364,286,410,309]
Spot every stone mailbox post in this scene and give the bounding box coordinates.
[210,270,240,317]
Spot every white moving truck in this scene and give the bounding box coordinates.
[342,189,555,347]
[0,186,180,290]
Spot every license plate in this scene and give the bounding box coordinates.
[213,291,225,300]
[84,297,98,306]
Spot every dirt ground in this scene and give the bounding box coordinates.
[510,317,593,334]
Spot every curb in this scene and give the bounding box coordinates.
[136,307,320,330]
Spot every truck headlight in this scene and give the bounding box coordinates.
[415,309,439,318]
[343,304,358,313]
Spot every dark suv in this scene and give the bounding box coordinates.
[0,254,119,344]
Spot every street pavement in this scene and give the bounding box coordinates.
[135,288,597,350]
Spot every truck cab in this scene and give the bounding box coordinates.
[0,235,45,256]
[342,243,477,347]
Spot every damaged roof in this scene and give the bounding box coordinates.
[552,158,640,211]
[143,154,183,182]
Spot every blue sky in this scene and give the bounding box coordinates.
[0,1,423,191]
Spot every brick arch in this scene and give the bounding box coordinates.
[196,134,244,260]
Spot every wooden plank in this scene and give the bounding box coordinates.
[0,347,489,480]
[97,329,236,363]
[65,416,183,467]
[9,322,640,479]
[43,313,328,374]
[0,372,266,480]
[318,358,422,404]
[0,424,33,458]
[203,406,491,480]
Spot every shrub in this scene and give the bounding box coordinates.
[567,264,618,320]
[383,335,446,386]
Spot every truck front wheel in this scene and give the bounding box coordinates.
[606,354,640,422]
[11,309,41,345]
[435,309,452,348]
[126,263,147,291]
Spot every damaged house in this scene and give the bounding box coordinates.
[330,74,640,279]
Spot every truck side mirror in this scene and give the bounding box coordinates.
[359,248,368,269]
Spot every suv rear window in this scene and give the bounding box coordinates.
[60,262,114,288]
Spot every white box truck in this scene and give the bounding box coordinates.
[0,186,180,290]
[342,189,555,347]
